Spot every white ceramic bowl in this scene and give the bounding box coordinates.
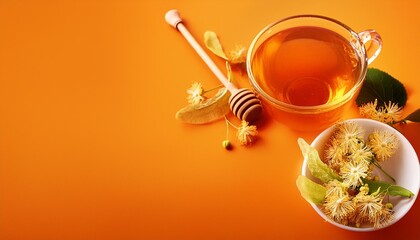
[301,118,420,231]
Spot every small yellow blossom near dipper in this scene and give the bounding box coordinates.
[237,121,258,145]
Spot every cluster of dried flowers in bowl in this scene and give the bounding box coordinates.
[297,119,418,231]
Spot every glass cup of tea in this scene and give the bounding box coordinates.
[247,15,382,131]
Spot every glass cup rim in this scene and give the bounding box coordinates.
[246,14,368,113]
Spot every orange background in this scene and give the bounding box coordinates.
[1,0,419,239]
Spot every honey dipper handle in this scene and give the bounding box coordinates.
[165,9,237,93]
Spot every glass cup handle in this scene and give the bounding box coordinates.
[358,30,383,65]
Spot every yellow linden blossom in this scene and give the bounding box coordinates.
[350,145,374,164]
[228,44,247,64]
[359,99,403,124]
[340,160,369,189]
[368,130,399,161]
[383,101,403,123]
[237,120,258,145]
[333,122,364,153]
[324,138,346,172]
[352,188,386,227]
[186,82,205,104]
[322,195,355,225]
[375,206,394,229]
[325,122,365,173]
[325,180,348,199]
[359,99,378,119]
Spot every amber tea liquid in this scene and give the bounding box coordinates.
[251,26,361,107]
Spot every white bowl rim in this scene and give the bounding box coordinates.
[301,118,420,232]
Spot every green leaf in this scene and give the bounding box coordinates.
[405,108,420,122]
[296,175,327,205]
[175,87,231,124]
[298,138,340,183]
[362,178,414,198]
[204,31,228,60]
[356,68,407,108]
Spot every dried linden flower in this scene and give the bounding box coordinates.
[340,160,369,189]
[186,82,205,104]
[228,44,247,64]
[375,206,394,229]
[322,195,355,225]
[359,99,379,120]
[368,130,399,161]
[383,101,403,123]
[325,180,348,199]
[237,120,258,145]
[324,138,345,172]
[352,189,387,227]
[359,99,403,124]
[333,122,364,153]
[349,145,374,164]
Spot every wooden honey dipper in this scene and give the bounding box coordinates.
[165,9,262,123]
